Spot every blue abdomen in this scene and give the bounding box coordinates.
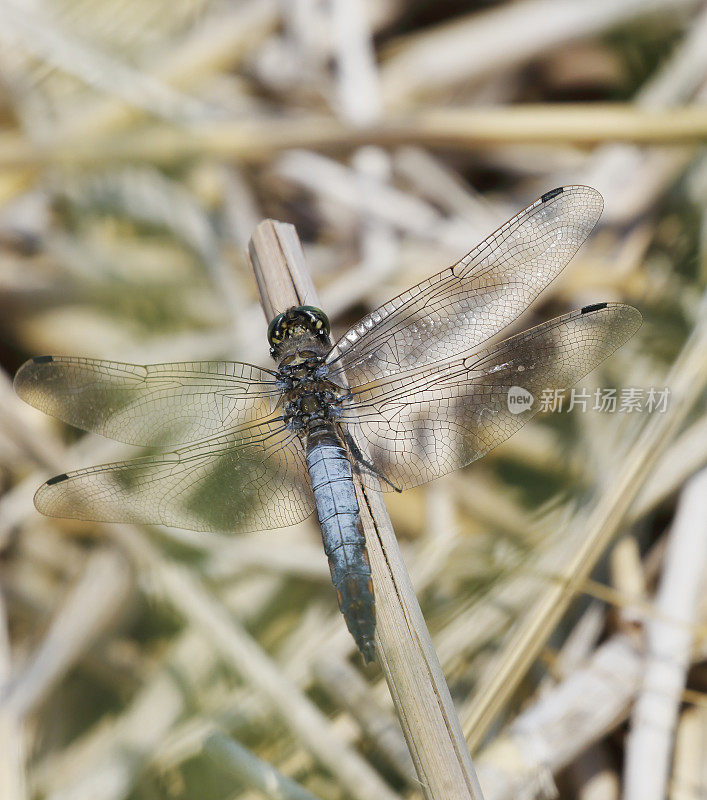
[305,437,375,662]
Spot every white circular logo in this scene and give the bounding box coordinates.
[507,386,534,414]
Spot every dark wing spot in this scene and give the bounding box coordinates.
[33,355,54,364]
[46,473,69,485]
[581,302,608,314]
[541,187,564,203]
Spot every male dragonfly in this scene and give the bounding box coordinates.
[15,186,641,662]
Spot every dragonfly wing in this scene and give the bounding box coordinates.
[14,357,280,447]
[35,417,314,532]
[340,303,641,491]
[326,186,603,385]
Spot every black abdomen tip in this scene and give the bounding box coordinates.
[46,473,69,485]
[361,639,376,664]
[581,302,608,314]
[33,355,54,364]
[541,187,564,203]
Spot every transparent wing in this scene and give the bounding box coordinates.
[34,416,314,532]
[14,356,281,447]
[340,303,641,491]
[327,186,603,385]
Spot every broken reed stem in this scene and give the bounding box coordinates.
[247,219,485,800]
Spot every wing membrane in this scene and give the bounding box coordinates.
[327,186,603,385]
[35,417,314,532]
[340,303,641,491]
[14,357,280,447]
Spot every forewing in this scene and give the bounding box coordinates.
[34,417,314,532]
[14,357,280,447]
[340,303,641,491]
[327,186,603,385]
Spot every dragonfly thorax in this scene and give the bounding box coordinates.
[271,307,340,433]
[282,378,343,432]
[276,346,343,433]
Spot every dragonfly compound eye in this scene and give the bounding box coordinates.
[268,307,332,359]
[267,312,287,347]
[297,306,330,337]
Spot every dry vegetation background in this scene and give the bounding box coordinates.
[0,0,707,799]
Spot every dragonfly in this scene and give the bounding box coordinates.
[15,185,641,662]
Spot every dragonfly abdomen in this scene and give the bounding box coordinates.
[305,429,375,662]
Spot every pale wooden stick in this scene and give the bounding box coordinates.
[249,220,320,317]
[247,219,484,800]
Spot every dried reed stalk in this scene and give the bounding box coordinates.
[247,219,485,800]
[203,732,322,800]
[3,548,130,720]
[0,592,25,800]
[3,381,399,799]
[0,0,279,207]
[475,634,643,799]
[623,468,707,799]
[464,294,707,750]
[117,530,403,800]
[1,106,707,174]
[379,0,701,104]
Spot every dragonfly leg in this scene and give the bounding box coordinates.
[342,430,402,493]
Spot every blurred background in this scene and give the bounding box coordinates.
[0,1,706,799]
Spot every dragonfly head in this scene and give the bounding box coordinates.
[268,306,331,359]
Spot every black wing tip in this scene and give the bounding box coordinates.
[580,301,643,324]
[540,185,604,208]
[46,473,69,486]
[14,355,56,396]
[581,302,608,314]
[578,303,643,339]
[541,187,564,203]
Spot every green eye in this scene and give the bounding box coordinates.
[300,306,330,336]
[267,312,286,346]
[267,306,331,352]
